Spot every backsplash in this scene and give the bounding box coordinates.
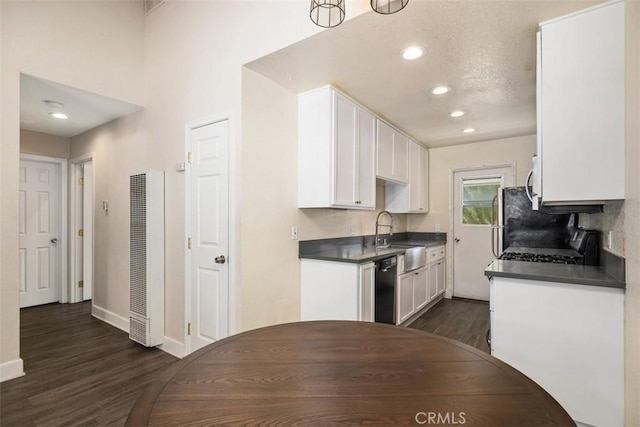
[580,200,625,256]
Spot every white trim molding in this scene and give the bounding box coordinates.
[159,337,186,359]
[0,358,25,383]
[92,303,185,359]
[92,304,129,332]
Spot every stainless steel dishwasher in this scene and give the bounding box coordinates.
[374,256,397,324]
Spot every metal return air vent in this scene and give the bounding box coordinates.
[129,170,165,347]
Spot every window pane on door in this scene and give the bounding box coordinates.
[461,178,501,225]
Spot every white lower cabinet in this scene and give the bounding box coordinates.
[397,272,415,324]
[397,245,446,325]
[490,276,624,427]
[429,259,446,299]
[301,259,375,321]
[397,265,429,325]
[436,260,445,295]
[428,246,446,299]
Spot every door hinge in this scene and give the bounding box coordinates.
[79,178,85,186]
[187,152,192,164]
[188,237,192,250]
[78,280,84,288]
[188,322,192,335]
[78,229,84,237]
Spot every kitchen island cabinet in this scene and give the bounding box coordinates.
[535,0,624,205]
[298,86,376,209]
[300,259,375,322]
[489,274,624,427]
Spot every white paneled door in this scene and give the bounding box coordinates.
[452,167,513,301]
[188,119,229,353]
[19,159,61,308]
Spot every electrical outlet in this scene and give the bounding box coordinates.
[347,225,355,236]
[435,223,441,232]
[291,226,298,240]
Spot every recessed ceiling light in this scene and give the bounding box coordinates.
[463,128,476,133]
[450,110,466,118]
[401,46,424,60]
[49,112,68,120]
[431,86,450,95]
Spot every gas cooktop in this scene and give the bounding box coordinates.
[498,247,584,265]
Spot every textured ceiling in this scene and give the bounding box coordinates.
[246,0,601,148]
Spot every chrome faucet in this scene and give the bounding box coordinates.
[375,210,394,250]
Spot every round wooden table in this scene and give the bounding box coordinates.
[126,321,574,426]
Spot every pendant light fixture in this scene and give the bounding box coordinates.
[309,0,408,27]
[371,0,409,15]
[310,0,345,28]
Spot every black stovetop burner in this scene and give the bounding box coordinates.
[498,251,581,265]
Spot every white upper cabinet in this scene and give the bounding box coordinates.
[537,0,625,205]
[298,86,376,209]
[386,140,429,213]
[376,119,409,184]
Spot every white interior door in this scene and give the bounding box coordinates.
[19,159,60,307]
[452,167,513,301]
[82,161,94,301]
[188,119,229,353]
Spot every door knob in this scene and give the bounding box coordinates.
[214,255,226,264]
[50,238,58,245]
[454,238,460,243]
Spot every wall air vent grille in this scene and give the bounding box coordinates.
[130,173,147,317]
[144,0,165,15]
[129,316,147,345]
[128,170,165,347]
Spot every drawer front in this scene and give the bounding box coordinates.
[428,246,446,262]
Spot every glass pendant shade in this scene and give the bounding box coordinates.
[310,0,345,28]
[371,0,409,14]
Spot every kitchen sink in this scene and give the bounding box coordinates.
[402,246,427,272]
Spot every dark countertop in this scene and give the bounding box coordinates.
[485,259,625,289]
[299,232,446,264]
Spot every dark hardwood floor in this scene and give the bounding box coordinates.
[408,297,490,353]
[0,302,177,426]
[1,298,488,426]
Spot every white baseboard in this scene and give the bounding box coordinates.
[91,304,184,359]
[159,336,186,359]
[92,304,129,333]
[0,358,25,383]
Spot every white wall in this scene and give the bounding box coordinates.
[20,130,70,159]
[69,1,370,346]
[0,0,145,378]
